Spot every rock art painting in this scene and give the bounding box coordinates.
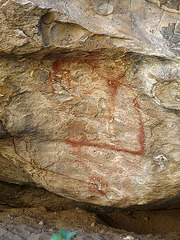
[51,54,145,155]
[0,0,180,209]
[31,52,146,204]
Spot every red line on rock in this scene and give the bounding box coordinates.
[52,54,146,156]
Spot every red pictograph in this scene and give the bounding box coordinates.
[49,52,146,196]
[51,54,145,156]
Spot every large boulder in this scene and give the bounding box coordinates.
[0,0,179,208]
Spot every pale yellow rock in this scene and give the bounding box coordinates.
[0,0,179,209]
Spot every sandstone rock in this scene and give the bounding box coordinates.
[0,0,179,208]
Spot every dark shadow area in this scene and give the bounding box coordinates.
[0,181,180,238]
[98,208,180,236]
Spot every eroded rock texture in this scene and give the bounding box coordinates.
[0,0,180,208]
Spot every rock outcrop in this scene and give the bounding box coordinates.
[0,0,180,208]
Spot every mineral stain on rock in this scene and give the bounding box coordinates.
[161,22,180,55]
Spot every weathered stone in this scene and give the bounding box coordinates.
[0,0,179,208]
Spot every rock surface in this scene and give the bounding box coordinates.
[0,0,180,208]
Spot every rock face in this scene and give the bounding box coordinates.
[0,0,180,208]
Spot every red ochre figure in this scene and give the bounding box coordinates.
[51,55,145,156]
[50,54,146,196]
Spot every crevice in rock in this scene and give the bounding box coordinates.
[98,208,180,237]
[0,180,179,239]
[0,120,10,139]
